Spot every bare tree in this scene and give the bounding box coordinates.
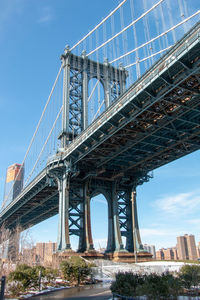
[18,227,35,266]
[0,223,12,276]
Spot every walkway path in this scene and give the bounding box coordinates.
[30,283,112,300]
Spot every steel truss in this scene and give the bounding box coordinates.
[1,22,200,258]
[58,48,127,147]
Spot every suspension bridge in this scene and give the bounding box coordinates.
[0,0,199,259]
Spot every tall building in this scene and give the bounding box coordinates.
[164,248,177,260]
[196,242,200,259]
[35,242,57,264]
[196,246,200,258]
[35,243,45,263]
[143,244,156,258]
[186,235,198,260]
[4,164,24,205]
[177,236,187,260]
[171,247,178,260]
[156,249,164,260]
[44,242,57,264]
[177,234,197,260]
[156,247,178,261]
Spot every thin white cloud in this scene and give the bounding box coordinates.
[187,219,200,226]
[37,7,53,24]
[154,190,200,215]
[140,228,185,237]
[140,228,187,250]
[141,228,169,237]
[0,0,23,38]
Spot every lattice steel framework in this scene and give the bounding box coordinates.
[1,22,199,258]
[58,47,127,147]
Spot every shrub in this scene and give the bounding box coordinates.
[8,282,23,297]
[44,267,59,284]
[136,273,181,299]
[60,256,91,284]
[111,272,144,297]
[8,264,45,292]
[179,264,200,289]
[165,273,182,297]
[111,271,182,299]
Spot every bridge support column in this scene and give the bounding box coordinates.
[77,182,94,252]
[57,173,71,251]
[131,187,143,251]
[111,183,124,252]
[60,47,71,147]
[106,198,115,252]
[116,186,143,253]
[84,182,94,251]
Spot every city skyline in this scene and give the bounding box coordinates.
[0,0,200,251]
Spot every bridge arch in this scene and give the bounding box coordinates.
[90,193,108,252]
[88,78,105,125]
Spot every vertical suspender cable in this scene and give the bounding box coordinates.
[130,0,141,80]
[143,0,154,65]
[111,14,119,99]
[166,0,176,44]
[70,0,128,51]
[178,0,187,33]
[120,3,130,86]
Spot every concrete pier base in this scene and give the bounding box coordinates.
[52,250,152,267]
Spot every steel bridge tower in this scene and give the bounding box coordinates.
[47,47,149,256]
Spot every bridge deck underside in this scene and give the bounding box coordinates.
[0,23,200,230]
[70,39,200,184]
[0,175,59,229]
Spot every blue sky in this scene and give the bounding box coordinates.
[0,0,200,252]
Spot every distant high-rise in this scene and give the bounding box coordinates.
[143,244,156,258]
[196,242,200,258]
[156,247,178,261]
[177,234,197,260]
[156,249,164,260]
[35,242,57,264]
[177,236,187,260]
[186,234,198,260]
[172,247,178,260]
[3,164,24,205]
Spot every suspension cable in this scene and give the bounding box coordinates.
[110,10,200,64]
[88,80,100,102]
[125,45,173,69]
[87,0,164,57]
[24,106,63,186]
[70,0,128,51]
[92,100,105,122]
[1,65,63,209]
